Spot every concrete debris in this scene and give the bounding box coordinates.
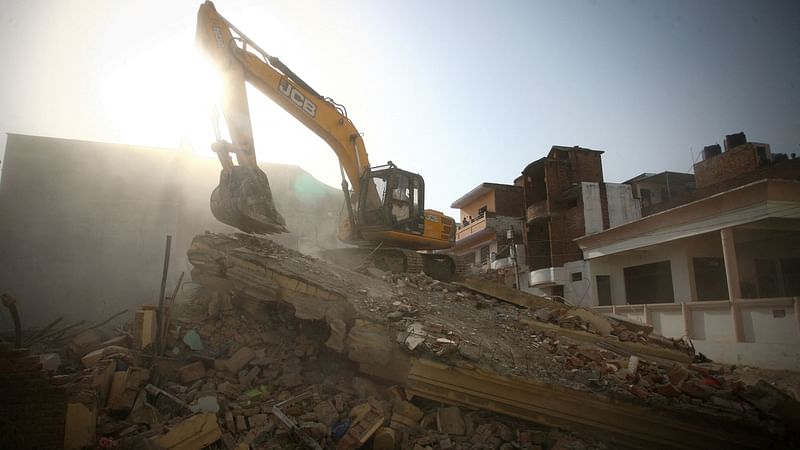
[3,232,800,449]
[176,361,206,383]
[152,412,222,450]
[80,345,129,368]
[39,352,62,372]
[437,406,466,435]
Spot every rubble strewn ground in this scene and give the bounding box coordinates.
[2,232,800,449]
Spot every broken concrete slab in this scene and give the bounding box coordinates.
[571,308,614,336]
[457,277,553,309]
[215,347,255,373]
[177,361,206,384]
[185,232,789,449]
[436,406,466,435]
[606,313,654,335]
[406,358,769,450]
[391,400,423,429]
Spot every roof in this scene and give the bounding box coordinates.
[450,182,522,209]
[623,171,695,185]
[574,179,800,259]
[548,145,604,156]
[521,146,604,174]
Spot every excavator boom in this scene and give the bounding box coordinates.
[196,1,368,234]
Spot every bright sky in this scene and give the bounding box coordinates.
[0,0,798,219]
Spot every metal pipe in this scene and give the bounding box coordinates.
[155,235,172,355]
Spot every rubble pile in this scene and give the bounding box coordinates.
[183,232,800,447]
[2,231,799,449]
[30,298,609,449]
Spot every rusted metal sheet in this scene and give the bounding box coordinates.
[405,358,768,450]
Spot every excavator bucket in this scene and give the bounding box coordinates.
[210,166,288,234]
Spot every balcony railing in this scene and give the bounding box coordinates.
[456,214,488,240]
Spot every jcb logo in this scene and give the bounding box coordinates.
[279,78,317,118]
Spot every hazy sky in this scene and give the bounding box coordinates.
[1,0,798,219]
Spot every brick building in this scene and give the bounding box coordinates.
[0,345,68,448]
[624,171,695,216]
[449,183,524,273]
[521,146,639,300]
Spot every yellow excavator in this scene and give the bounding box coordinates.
[196,1,462,280]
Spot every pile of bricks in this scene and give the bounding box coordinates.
[0,344,67,449]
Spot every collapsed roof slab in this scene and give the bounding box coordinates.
[188,232,776,450]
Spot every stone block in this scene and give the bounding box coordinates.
[215,347,255,373]
[177,361,206,384]
[153,413,222,450]
[436,406,466,435]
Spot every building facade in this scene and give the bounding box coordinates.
[449,183,525,277]
[575,134,800,369]
[520,146,639,300]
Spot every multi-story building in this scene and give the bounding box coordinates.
[520,146,639,300]
[575,133,800,369]
[449,182,525,278]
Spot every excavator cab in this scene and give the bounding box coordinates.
[358,164,425,235]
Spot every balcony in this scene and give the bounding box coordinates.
[526,200,550,222]
[456,214,489,241]
[529,266,566,287]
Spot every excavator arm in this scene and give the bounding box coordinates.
[196,1,456,257]
[196,1,369,234]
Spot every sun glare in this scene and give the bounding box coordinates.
[99,31,221,154]
[97,10,343,190]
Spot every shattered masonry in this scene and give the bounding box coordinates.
[2,232,799,449]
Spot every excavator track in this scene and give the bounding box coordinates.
[318,247,461,281]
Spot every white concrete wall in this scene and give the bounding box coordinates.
[650,308,685,338]
[563,260,594,306]
[595,299,800,370]
[587,239,694,305]
[633,180,665,205]
[741,302,800,343]
[581,182,603,235]
[605,183,641,228]
[692,341,800,370]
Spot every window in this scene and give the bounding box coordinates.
[464,252,477,265]
[694,257,729,301]
[361,176,388,225]
[479,245,490,264]
[623,261,674,304]
[571,272,582,282]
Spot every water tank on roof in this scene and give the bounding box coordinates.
[702,144,722,160]
[724,132,747,151]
